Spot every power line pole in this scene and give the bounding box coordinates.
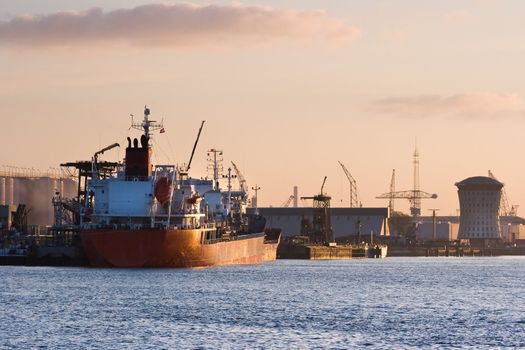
[428,209,440,241]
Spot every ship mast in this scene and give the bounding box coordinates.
[131,106,164,141]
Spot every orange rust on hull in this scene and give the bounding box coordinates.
[81,229,265,268]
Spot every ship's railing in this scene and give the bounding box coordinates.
[201,231,265,245]
[124,176,150,181]
[171,222,215,230]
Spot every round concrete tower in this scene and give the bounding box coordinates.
[455,176,503,246]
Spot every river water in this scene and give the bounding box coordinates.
[1,257,524,349]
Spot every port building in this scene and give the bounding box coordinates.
[455,176,503,246]
[249,207,389,239]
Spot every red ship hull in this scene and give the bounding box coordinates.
[81,229,265,268]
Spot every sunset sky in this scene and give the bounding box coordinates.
[1,0,525,215]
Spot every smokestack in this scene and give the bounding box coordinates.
[293,186,298,207]
[125,138,152,179]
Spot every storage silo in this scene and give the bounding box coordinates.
[455,176,503,247]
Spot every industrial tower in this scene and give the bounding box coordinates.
[376,146,437,219]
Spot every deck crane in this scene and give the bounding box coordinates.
[281,195,294,207]
[337,161,358,207]
[488,170,519,216]
[186,121,205,171]
[231,161,247,193]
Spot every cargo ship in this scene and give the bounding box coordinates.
[80,107,271,268]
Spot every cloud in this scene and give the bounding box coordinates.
[0,3,359,48]
[383,28,408,43]
[443,11,477,24]
[373,93,525,120]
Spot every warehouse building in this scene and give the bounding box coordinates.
[249,207,389,239]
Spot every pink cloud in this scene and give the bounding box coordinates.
[373,93,525,120]
[0,3,359,48]
[443,10,477,24]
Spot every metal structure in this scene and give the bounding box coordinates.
[337,161,358,207]
[231,161,247,193]
[130,106,163,138]
[389,169,396,214]
[93,143,120,164]
[251,185,261,209]
[0,166,71,179]
[428,208,440,241]
[186,121,205,172]
[301,176,334,243]
[376,146,437,219]
[61,161,119,213]
[281,195,294,207]
[488,170,519,216]
[52,192,78,227]
[207,149,223,189]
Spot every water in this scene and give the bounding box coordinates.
[1,257,524,349]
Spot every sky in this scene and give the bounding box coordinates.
[1,0,525,215]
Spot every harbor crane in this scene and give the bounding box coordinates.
[388,169,395,214]
[281,195,294,207]
[301,176,334,243]
[488,170,519,216]
[376,146,437,219]
[337,161,358,207]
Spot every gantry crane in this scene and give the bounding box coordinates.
[337,161,358,207]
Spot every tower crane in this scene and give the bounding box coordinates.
[337,161,358,207]
[376,146,437,219]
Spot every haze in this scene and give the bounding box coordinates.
[1,0,524,215]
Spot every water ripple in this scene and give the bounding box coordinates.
[1,257,524,349]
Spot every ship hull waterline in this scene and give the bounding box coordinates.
[81,229,265,268]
